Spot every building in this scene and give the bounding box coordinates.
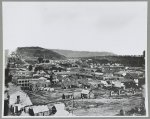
[9,90,32,114]
[62,93,73,99]
[15,70,34,77]
[31,105,50,116]
[15,77,50,91]
[88,80,101,88]
[102,66,124,73]
[113,78,135,89]
[29,78,50,91]
[81,89,95,99]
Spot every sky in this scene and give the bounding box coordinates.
[2,2,147,55]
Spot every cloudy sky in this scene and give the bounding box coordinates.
[3,2,147,55]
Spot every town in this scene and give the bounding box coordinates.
[4,48,146,116]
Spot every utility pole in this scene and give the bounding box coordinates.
[72,88,74,115]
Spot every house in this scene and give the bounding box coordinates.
[102,66,124,73]
[15,70,33,77]
[103,75,119,80]
[110,89,127,96]
[81,89,95,99]
[9,90,32,114]
[101,80,112,88]
[112,80,125,89]
[31,105,50,116]
[39,77,47,81]
[114,71,127,77]
[62,93,73,99]
[73,91,82,99]
[61,77,79,89]
[134,79,139,86]
[54,71,77,76]
[88,80,101,88]
[28,77,50,91]
[124,72,139,79]
[43,87,54,92]
[78,78,91,89]
[29,79,50,91]
[112,78,135,89]
[78,73,93,78]
[94,72,103,76]
[52,78,59,84]
[33,74,41,78]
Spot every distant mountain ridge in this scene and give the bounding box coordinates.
[16,47,116,59]
[52,49,116,58]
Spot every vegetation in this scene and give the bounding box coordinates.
[16,47,66,60]
[5,63,12,85]
[83,56,145,67]
[28,65,33,71]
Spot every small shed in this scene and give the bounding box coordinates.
[32,105,50,116]
[81,89,94,99]
[62,93,73,99]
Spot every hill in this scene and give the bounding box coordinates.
[83,56,145,67]
[16,47,66,60]
[52,49,116,58]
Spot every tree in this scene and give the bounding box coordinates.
[28,65,33,71]
[49,75,53,85]
[143,50,145,57]
[34,66,43,72]
[45,60,50,63]
[29,108,34,116]
[5,68,9,78]
[5,68,12,84]
[37,57,43,63]
[52,106,57,114]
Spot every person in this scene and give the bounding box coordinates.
[52,106,57,114]
[120,109,125,116]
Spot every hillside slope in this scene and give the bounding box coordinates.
[16,47,66,60]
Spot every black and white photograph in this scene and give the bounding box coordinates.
[2,1,148,117]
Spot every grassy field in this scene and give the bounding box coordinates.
[25,87,145,116]
[71,96,145,116]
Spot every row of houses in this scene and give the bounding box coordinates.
[11,66,144,92]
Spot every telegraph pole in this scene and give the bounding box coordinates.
[72,88,75,115]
